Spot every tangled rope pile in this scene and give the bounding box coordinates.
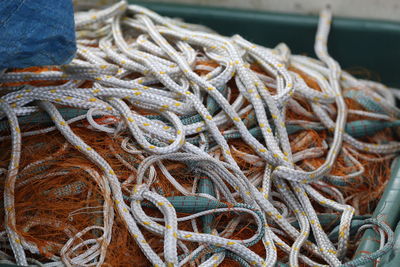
[1,1,400,266]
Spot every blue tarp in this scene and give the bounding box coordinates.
[0,0,76,69]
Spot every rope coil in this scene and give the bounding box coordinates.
[0,1,399,266]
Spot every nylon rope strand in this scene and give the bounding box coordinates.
[0,1,399,266]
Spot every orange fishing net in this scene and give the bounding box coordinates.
[0,60,397,266]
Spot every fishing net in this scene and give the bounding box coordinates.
[1,1,400,266]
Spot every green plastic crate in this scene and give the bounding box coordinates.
[1,2,400,266]
[354,157,400,266]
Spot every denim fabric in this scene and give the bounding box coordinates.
[0,0,76,68]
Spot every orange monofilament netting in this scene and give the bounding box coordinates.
[0,60,397,266]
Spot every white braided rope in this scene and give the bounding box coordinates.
[0,2,399,267]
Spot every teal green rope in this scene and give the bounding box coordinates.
[197,175,216,234]
[341,218,395,267]
[382,220,400,266]
[345,90,387,115]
